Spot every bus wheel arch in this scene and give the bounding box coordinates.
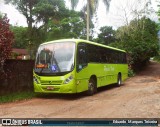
[117,73,122,87]
[87,75,97,95]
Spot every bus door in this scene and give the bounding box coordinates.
[76,43,88,93]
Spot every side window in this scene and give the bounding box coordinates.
[122,53,127,63]
[99,47,106,63]
[77,43,87,72]
[87,44,97,63]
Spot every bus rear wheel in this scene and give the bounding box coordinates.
[117,74,122,87]
[87,78,97,96]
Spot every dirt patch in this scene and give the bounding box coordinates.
[135,79,157,83]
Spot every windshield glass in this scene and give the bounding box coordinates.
[34,41,75,75]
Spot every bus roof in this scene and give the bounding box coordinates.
[41,39,126,53]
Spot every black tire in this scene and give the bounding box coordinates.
[87,78,97,96]
[117,74,122,87]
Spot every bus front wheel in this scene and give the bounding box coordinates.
[117,74,122,87]
[87,78,97,96]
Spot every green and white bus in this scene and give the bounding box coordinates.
[33,39,128,95]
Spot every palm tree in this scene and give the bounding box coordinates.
[69,0,111,40]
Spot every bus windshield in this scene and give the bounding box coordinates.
[34,41,75,75]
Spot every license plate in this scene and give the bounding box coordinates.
[47,86,54,90]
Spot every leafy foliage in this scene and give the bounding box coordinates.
[128,69,135,77]
[69,0,111,40]
[0,15,14,67]
[7,7,87,57]
[5,0,67,29]
[10,26,28,48]
[5,0,36,29]
[153,51,160,63]
[153,56,160,62]
[110,17,159,70]
[97,26,116,45]
[70,0,111,16]
[46,10,86,41]
[4,0,70,57]
[33,0,66,28]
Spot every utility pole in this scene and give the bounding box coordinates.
[87,0,90,40]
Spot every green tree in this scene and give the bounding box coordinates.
[110,17,159,70]
[10,26,28,48]
[46,10,86,41]
[5,0,66,30]
[97,26,116,45]
[5,0,37,29]
[69,0,111,40]
[5,0,68,57]
[33,0,66,31]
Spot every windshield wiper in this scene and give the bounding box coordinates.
[40,67,45,74]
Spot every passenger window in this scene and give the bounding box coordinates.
[77,43,87,72]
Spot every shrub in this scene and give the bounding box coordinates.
[0,15,14,79]
[128,69,135,77]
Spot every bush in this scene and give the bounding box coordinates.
[0,15,14,77]
[153,55,160,62]
[110,17,159,71]
[128,69,135,77]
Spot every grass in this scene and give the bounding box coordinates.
[0,91,36,104]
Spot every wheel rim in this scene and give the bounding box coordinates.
[118,76,121,85]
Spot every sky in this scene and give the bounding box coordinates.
[0,0,27,26]
[0,0,159,32]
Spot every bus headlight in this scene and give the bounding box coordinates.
[64,75,73,84]
[33,76,40,84]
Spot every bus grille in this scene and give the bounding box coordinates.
[40,80,62,85]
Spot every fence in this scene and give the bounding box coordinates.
[0,59,34,96]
